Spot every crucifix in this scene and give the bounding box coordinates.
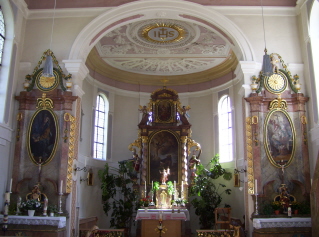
[278,159,286,184]
[38,157,43,184]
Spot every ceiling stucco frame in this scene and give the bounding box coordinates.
[68,0,255,65]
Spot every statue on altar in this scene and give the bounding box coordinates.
[189,150,201,180]
[160,168,170,184]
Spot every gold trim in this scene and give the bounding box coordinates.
[246,117,254,194]
[269,97,287,111]
[64,112,76,193]
[36,93,54,109]
[251,115,258,125]
[301,115,307,125]
[263,109,296,168]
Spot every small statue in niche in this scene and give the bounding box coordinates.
[160,168,170,184]
[279,184,291,212]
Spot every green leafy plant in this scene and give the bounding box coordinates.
[166,181,174,195]
[299,201,311,214]
[261,202,274,215]
[189,154,232,229]
[153,181,160,191]
[98,161,138,231]
[48,205,58,214]
[271,201,281,210]
[290,201,300,210]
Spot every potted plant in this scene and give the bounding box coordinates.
[189,154,232,229]
[139,196,151,208]
[47,205,58,217]
[271,201,281,214]
[20,199,42,216]
[98,161,138,235]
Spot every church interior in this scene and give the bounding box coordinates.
[0,0,319,236]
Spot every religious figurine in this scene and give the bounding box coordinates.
[43,197,48,216]
[270,54,280,73]
[132,149,142,172]
[27,184,42,202]
[279,184,290,212]
[160,168,170,184]
[189,150,201,180]
[138,105,150,125]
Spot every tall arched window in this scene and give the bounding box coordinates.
[218,95,233,162]
[0,6,5,66]
[93,93,109,160]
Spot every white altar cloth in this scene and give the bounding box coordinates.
[136,209,189,221]
[253,217,311,229]
[0,215,66,228]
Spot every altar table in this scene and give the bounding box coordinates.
[253,217,312,237]
[0,215,66,237]
[135,209,190,237]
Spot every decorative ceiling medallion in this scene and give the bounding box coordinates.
[141,23,185,44]
[128,19,198,49]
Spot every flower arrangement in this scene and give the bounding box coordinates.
[48,205,58,214]
[20,199,42,211]
[140,196,151,207]
[290,201,300,210]
[271,201,281,210]
[174,198,188,206]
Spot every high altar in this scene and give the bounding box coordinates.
[129,86,199,237]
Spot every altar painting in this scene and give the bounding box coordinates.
[27,109,58,165]
[148,131,179,184]
[264,109,295,168]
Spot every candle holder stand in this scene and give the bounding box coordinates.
[254,194,259,215]
[58,192,63,214]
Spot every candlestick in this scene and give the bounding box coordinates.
[58,193,63,214]
[254,194,259,215]
[181,181,183,192]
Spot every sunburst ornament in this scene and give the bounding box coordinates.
[264,72,288,94]
[141,22,186,44]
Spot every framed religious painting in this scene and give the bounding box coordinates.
[148,130,180,185]
[27,108,59,166]
[263,109,296,168]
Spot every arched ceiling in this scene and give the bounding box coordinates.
[25,0,297,90]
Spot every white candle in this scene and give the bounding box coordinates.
[181,181,183,192]
[60,180,63,193]
[255,179,258,194]
[152,181,153,190]
[145,181,146,192]
[174,181,176,190]
[9,178,12,193]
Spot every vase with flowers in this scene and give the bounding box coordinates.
[290,201,300,214]
[20,199,42,216]
[271,201,281,215]
[140,196,152,212]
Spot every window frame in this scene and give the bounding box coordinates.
[93,93,109,160]
[218,94,233,163]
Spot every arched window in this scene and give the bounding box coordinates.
[0,6,5,66]
[93,93,109,160]
[218,95,233,162]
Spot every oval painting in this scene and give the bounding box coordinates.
[27,109,59,165]
[264,109,295,168]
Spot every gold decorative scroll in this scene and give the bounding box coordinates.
[64,112,76,193]
[128,137,142,151]
[246,117,254,194]
[186,138,201,155]
[36,93,54,109]
[269,97,287,110]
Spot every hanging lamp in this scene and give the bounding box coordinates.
[260,0,273,77]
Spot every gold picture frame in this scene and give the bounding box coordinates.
[264,109,296,168]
